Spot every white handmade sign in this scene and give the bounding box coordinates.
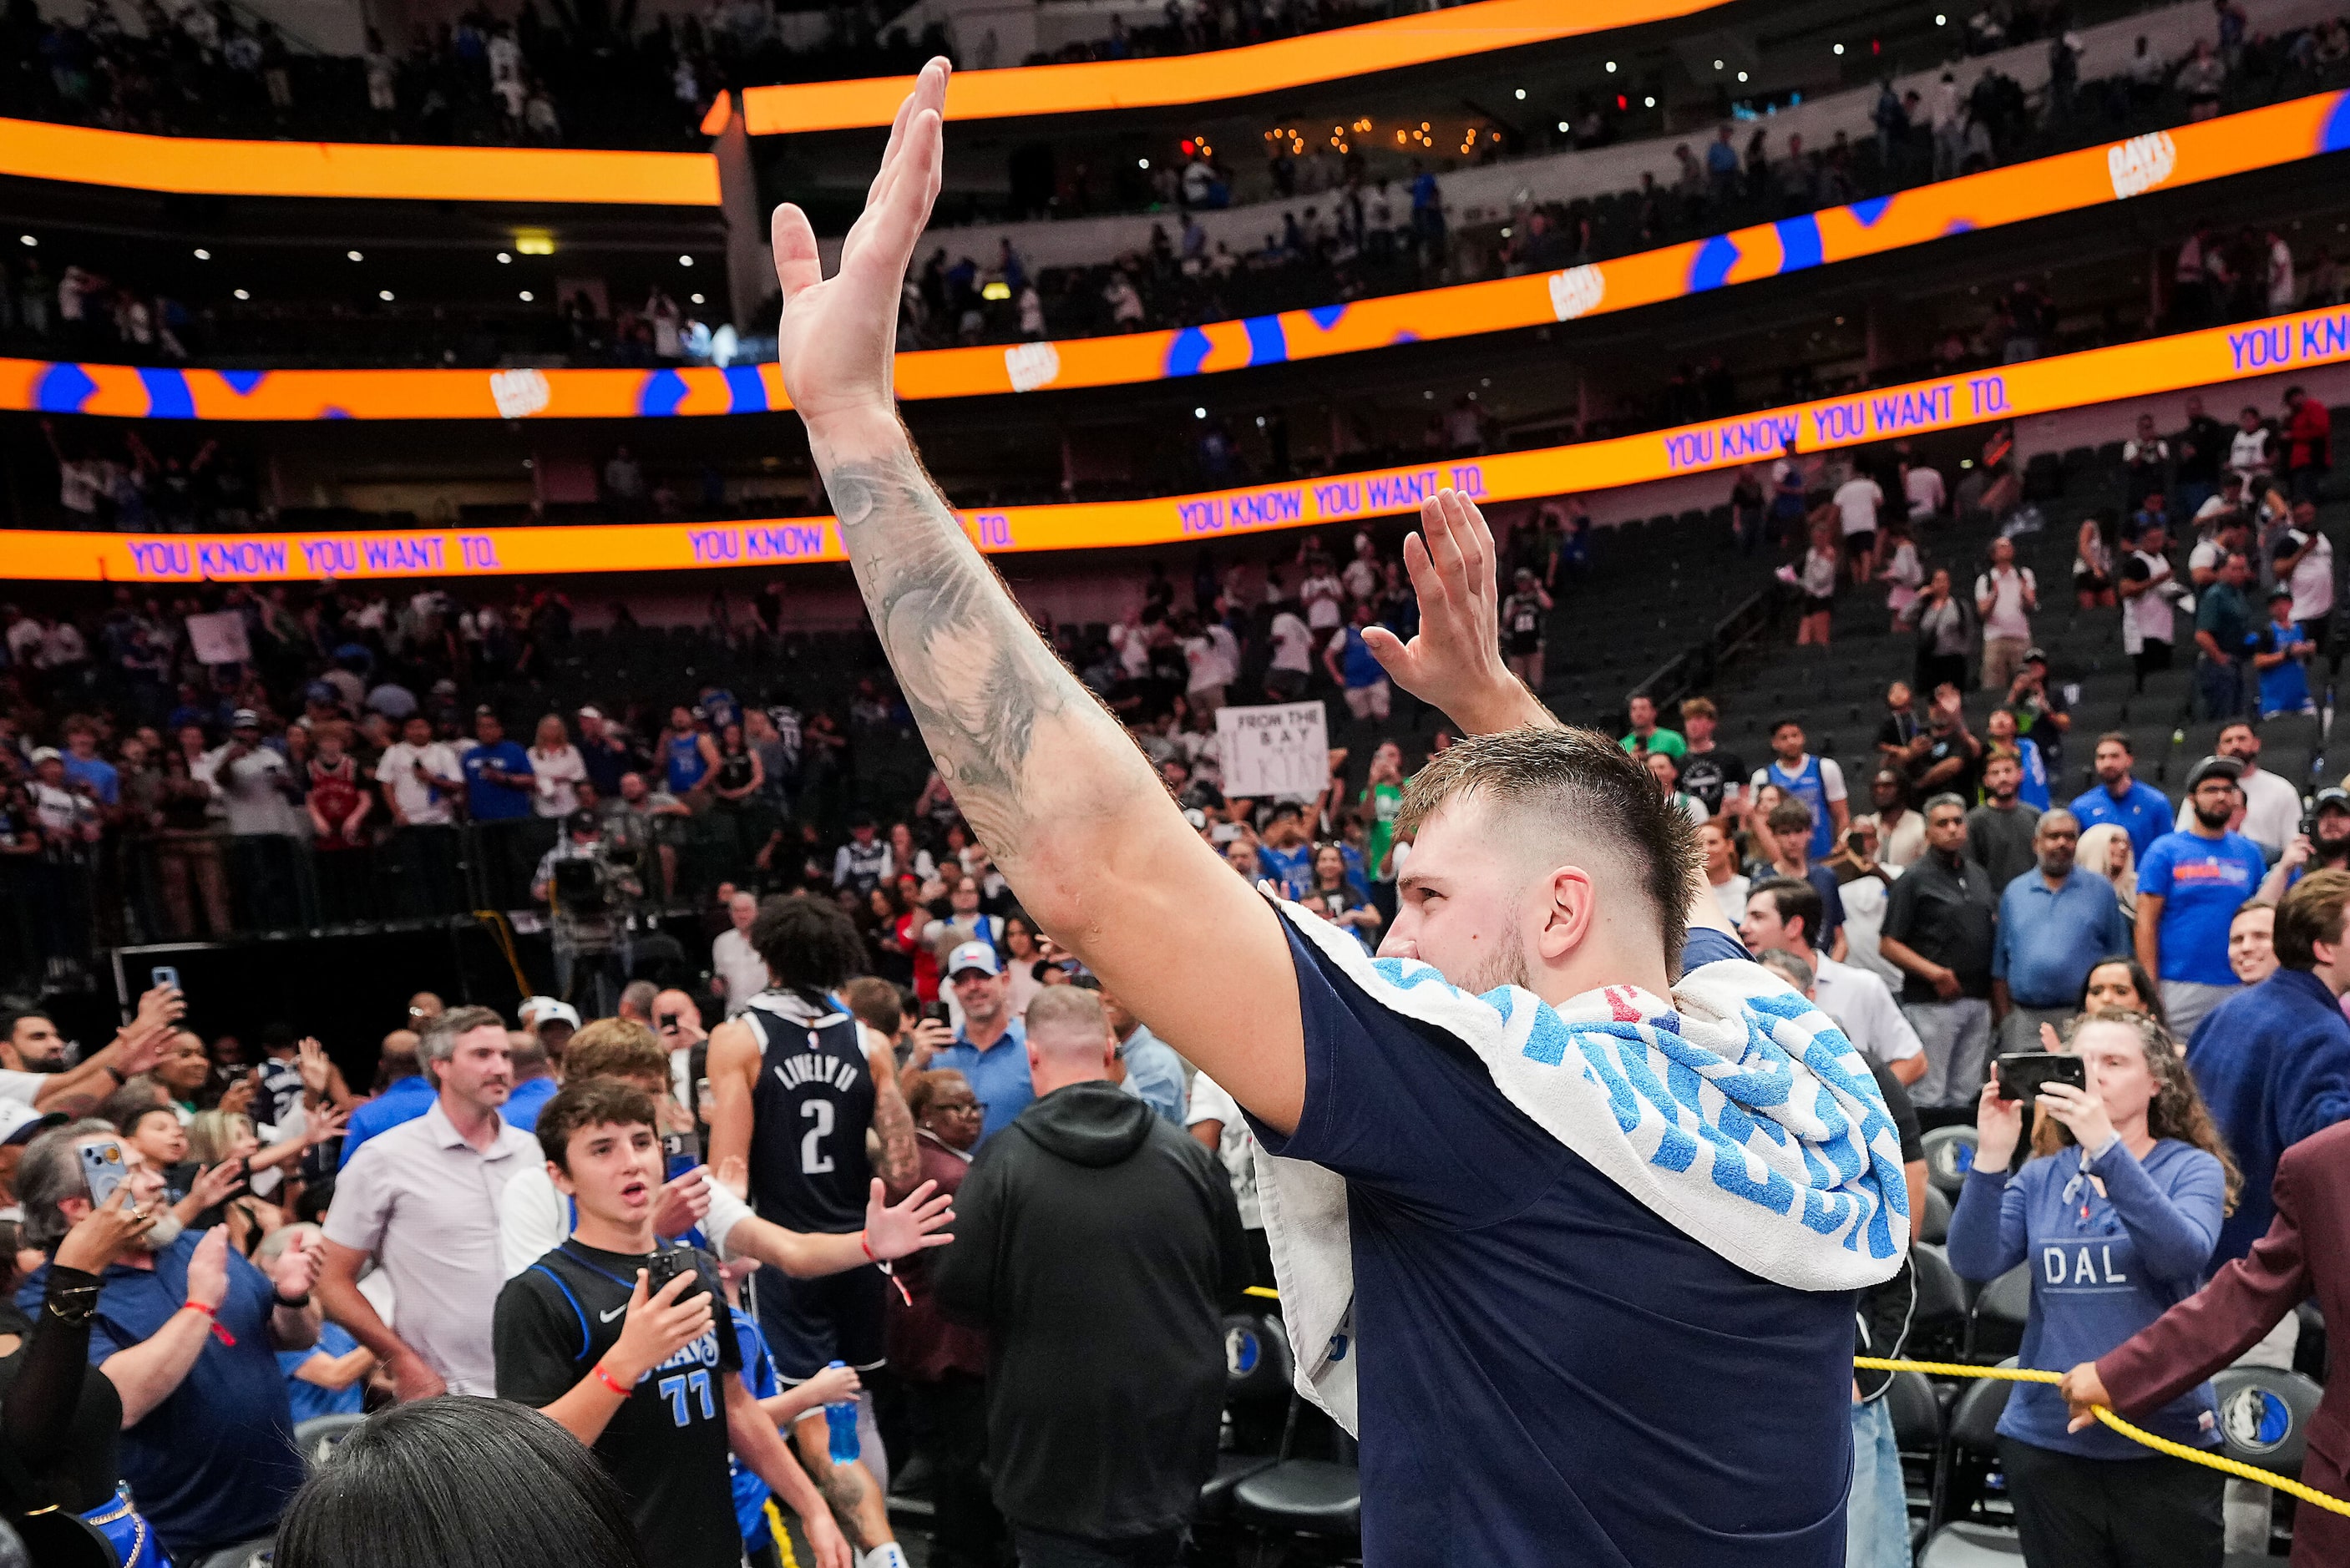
[1218,701,1329,800]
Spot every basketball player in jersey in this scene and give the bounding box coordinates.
[707,894,917,1568]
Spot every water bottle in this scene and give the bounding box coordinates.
[823,1359,859,1467]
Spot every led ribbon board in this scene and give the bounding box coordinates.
[0,117,721,204]
[11,302,2347,583]
[7,91,2346,417]
[716,0,1737,134]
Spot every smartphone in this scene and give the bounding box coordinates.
[150,964,179,991]
[657,1011,682,1032]
[644,1247,707,1304]
[661,1127,702,1176]
[79,1139,129,1208]
[922,1001,952,1026]
[1993,1052,2088,1102]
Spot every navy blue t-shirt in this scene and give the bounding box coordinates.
[19,1231,301,1559]
[1250,923,1850,1565]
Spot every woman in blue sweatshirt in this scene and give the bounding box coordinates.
[1947,1009,2240,1567]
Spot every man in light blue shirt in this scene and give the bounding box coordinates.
[1097,985,1188,1125]
[2069,731,2172,858]
[1992,810,2131,1052]
[924,941,1031,1144]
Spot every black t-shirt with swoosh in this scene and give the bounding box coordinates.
[494,1241,743,1567]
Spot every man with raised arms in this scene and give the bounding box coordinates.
[768,60,1907,1566]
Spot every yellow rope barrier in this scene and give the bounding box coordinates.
[1854,1357,2350,1518]
[1228,1293,2347,1516]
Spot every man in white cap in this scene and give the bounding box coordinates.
[508,998,580,1130]
[917,942,1030,1145]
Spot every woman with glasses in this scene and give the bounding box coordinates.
[888,1071,1000,1567]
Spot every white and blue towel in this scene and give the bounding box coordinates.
[1257,903,1912,1432]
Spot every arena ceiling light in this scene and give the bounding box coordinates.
[347,250,363,261]
[513,231,556,256]
[192,247,210,260]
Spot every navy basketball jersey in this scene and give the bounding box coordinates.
[742,994,874,1235]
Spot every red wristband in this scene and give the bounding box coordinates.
[183,1299,235,1347]
[858,1230,875,1262]
[590,1363,632,1398]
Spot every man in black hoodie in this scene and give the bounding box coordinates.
[934,986,1248,1567]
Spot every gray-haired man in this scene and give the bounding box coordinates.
[317,1004,534,1399]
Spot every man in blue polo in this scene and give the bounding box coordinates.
[2140,756,2271,1038]
[2069,731,2172,858]
[921,942,1031,1145]
[1991,809,2130,1054]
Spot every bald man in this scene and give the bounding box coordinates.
[340,1026,433,1166]
[933,988,1246,1564]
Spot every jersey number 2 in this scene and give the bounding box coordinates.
[800,1100,835,1174]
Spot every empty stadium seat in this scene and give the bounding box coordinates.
[1923,1126,1979,1196]
[1968,1267,2033,1363]
[1922,1371,2018,1565]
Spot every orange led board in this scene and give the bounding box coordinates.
[0,117,721,205]
[10,302,2347,584]
[717,0,1736,134]
[8,92,2345,416]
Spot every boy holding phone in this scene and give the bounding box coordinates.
[493,1078,852,1568]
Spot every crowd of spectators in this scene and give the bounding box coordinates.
[0,489,2344,1563]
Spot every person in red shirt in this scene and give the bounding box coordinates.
[306,728,373,922]
[2283,384,2332,504]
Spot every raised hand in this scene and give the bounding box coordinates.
[53,1180,156,1274]
[771,58,950,429]
[861,1176,954,1261]
[185,1157,247,1212]
[651,1165,714,1238]
[297,1036,334,1097]
[271,1228,324,1301]
[606,1267,713,1386]
[185,1222,230,1312]
[1360,489,1553,736]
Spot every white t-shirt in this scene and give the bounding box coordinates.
[1709,873,1751,928]
[1836,872,1905,988]
[0,1069,47,1106]
[712,927,770,1016]
[1975,565,2036,640]
[1185,1071,1260,1229]
[1812,953,1924,1068]
[1904,466,1946,519]
[529,745,588,818]
[2286,529,2335,621]
[1341,558,1379,603]
[2121,549,2176,650]
[200,745,298,837]
[2171,764,2301,853]
[2230,426,2271,478]
[1300,573,1345,630]
[1269,612,1314,672]
[1832,477,1883,536]
[377,741,463,826]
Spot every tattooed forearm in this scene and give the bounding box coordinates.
[817,432,1137,865]
[866,1046,919,1192]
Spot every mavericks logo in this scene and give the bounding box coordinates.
[1547,264,1605,322]
[1004,341,1062,392]
[488,367,552,419]
[2106,131,2177,200]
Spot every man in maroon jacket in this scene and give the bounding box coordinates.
[2059,1120,2350,1564]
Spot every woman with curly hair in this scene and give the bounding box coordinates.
[1947,1009,2240,1567]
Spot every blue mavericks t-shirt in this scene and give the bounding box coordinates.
[1248,922,1850,1566]
[2014,737,2051,812]
[463,739,535,821]
[2256,620,2313,716]
[280,1320,366,1422]
[1259,842,1315,900]
[20,1232,301,1559]
[2138,831,2267,984]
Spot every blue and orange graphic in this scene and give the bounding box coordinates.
[10,301,2349,583]
[6,90,2345,419]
